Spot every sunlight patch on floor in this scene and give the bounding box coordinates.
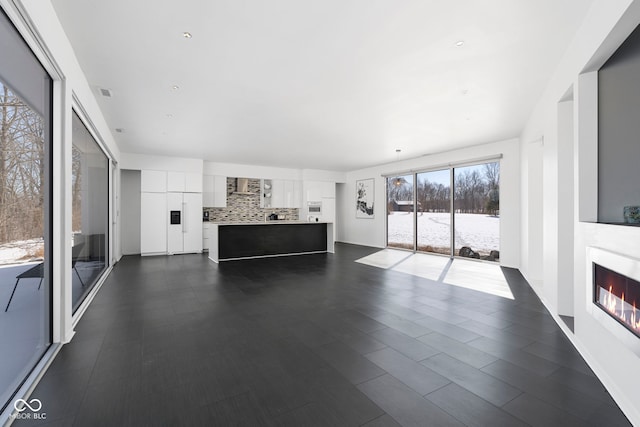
[355,249,412,269]
[443,259,514,300]
[391,252,450,281]
[355,250,514,300]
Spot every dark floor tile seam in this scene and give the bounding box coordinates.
[420,380,452,399]
[358,344,443,363]
[493,385,527,410]
[359,413,400,426]
[422,385,530,427]
[353,371,388,386]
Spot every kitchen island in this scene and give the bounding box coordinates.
[208,221,334,262]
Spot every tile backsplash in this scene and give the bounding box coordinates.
[204,178,298,223]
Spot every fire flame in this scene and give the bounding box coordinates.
[601,284,640,332]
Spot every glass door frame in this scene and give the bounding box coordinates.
[385,156,501,261]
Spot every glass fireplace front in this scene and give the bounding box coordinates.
[593,263,640,338]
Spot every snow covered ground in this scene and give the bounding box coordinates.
[387,211,499,255]
[0,238,44,266]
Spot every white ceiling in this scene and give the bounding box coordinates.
[50,0,594,172]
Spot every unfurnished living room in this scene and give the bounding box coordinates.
[1,1,639,426]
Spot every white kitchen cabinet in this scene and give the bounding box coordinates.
[141,192,167,254]
[141,170,167,193]
[283,180,294,207]
[293,181,302,208]
[271,179,285,208]
[203,175,214,206]
[168,171,202,193]
[203,175,227,207]
[270,179,301,208]
[213,176,227,207]
[202,222,210,251]
[167,192,202,254]
[167,171,185,192]
[305,180,335,201]
[185,172,202,192]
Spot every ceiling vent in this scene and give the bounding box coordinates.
[115,128,124,133]
[99,88,112,98]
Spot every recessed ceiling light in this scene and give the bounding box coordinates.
[183,32,192,39]
[166,114,173,118]
[455,40,464,47]
[172,85,179,90]
[99,88,112,97]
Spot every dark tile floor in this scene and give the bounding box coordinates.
[14,243,632,426]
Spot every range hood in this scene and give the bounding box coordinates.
[234,177,253,195]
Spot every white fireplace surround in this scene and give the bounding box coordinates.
[586,246,640,357]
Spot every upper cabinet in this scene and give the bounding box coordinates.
[167,171,185,192]
[305,181,335,201]
[168,171,202,193]
[270,179,302,208]
[185,172,203,192]
[203,175,227,207]
[141,170,167,193]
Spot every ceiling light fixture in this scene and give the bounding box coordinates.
[99,88,112,98]
[166,114,173,118]
[393,149,404,187]
[183,32,192,39]
[172,85,179,90]
[455,40,464,47]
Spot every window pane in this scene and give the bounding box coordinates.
[453,162,500,261]
[71,111,109,312]
[387,175,415,250]
[416,169,451,255]
[0,81,51,409]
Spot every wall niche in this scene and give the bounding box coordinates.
[598,23,640,225]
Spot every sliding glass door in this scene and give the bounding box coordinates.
[416,169,451,255]
[71,111,109,312]
[0,9,52,412]
[386,161,500,262]
[386,174,414,250]
[453,162,500,261]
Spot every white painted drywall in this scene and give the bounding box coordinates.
[518,0,640,423]
[121,170,141,255]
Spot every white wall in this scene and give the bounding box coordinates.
[203,161,347,182]
[337,139,521,268]
[121,170,141,255]
[121,153,203,173]
[519,0,640,423]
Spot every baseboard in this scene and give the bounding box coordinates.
[531,282,639,426]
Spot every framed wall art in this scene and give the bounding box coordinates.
[356,178,374,218]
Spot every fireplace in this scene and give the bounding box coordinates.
[587,247,640,356]
[593,263,640,338]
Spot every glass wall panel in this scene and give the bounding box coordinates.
[71,111,109,312]
[0,10,52,412]
[386,174,415,250]
[416,169,451,255]
[453,162,500,261]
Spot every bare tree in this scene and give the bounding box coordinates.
[0,82,45,246]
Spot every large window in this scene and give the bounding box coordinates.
[417,169,451,255]
[453,163,500,260]
[71,111,109,312]
[0,10,52,412]
[386,161,500,261]
[387,174,414,250]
